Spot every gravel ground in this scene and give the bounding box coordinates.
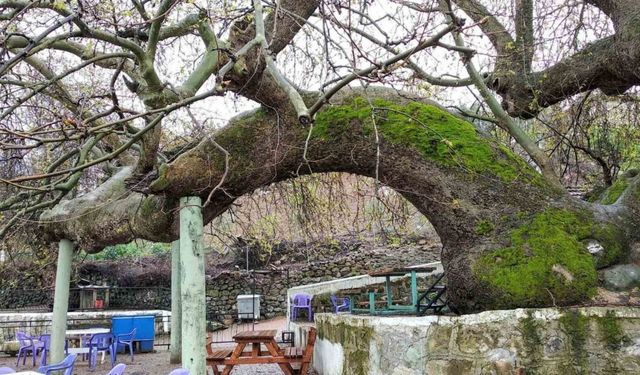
[2,347,316,375]
[1,317,317,374]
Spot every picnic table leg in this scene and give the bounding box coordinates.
[222,343,246,375]
[385,276,392,309]
[265,341,293,375]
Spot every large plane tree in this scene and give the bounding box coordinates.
[1,0,640,315]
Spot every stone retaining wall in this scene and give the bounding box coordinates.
[313,307,640,375]
[206,244,439,320]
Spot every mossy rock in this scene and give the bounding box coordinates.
[474,209,626,308]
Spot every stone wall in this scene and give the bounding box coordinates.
[207,243,439,320]
[0,240,440,322]
[313,307,640,375]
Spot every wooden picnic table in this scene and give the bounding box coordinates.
[219,329,293,375]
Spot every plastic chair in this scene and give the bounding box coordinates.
[168,369,189,375]
[330,295,350,313]
[88,333,115,369]
[38,334,50,366]
[37,353,77,375]
[106,363,126,375]
[114,328,136,363]
[16,331,43,367]
[0,366,16,374]
[290,293,313,321]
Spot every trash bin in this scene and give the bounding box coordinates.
[112,315,155,353]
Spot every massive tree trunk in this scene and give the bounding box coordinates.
[40,88,640,312]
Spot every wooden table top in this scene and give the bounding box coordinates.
[368,266,436,277]
[233,329,277,340]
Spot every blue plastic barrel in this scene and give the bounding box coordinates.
[112,315,155,353]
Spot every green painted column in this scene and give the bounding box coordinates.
[179,196,206,374]
[170,240,182,364]
[51,239,73,363]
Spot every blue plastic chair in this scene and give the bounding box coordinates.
[16,331,43,367]
[37,353,77,375]
[114,328,136,363]
[168,369,189,375]
[330,295,350,313]
[0,366,16,374]
[290,293,313,321]
[88,333,116,369]
[38,334,50,366]
[106,363,126,375]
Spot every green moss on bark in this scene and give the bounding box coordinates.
[313,98,548,186]
[473,209,626,307]
[600,179,630,205]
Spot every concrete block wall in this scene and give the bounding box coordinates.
[314,307,640,375]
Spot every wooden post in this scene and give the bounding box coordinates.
[51,239,73,363]
[170,240,182,364]
[179,196,206,374]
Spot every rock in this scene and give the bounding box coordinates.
[630,242,640,265]
[587,240,605,255]
[486,348,515,365]
[602,264,640,291]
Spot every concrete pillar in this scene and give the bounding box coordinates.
[51,239,73,363]
[179,196,206,374]
[170,240,182,364]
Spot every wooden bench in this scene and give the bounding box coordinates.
[206,334,234,375]
[283,327,316,375]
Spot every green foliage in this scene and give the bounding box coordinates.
[313,98,547,186]
[87,241,170,261]
[474,209,612,307]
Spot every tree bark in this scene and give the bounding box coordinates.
[39,88,640,312]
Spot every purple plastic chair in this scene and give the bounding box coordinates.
[88,333,116,369]
[330,295,350,313]
[291,293,313,321]
[16,331,43,367]
[168,369,189,375]
[0,367,15,374]
[38,334,50,366]
[37,353,77,375]
[114,328,136,363]
[106,363,126,375]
